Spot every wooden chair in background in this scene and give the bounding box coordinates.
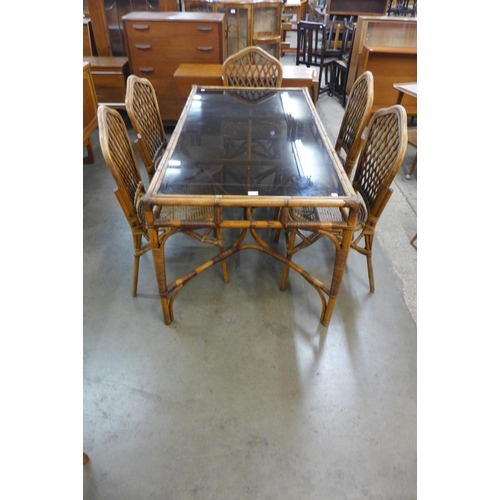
[222,46,283,87]
[296,21,337,95]
[98,106,229,296]
[331,21,356,107]
[280,105,408,293]
[125,75,168,184]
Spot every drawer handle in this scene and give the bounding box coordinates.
[135,44,151,50]
[139,67,154,73]
[92,71,122,75]
[197,26,213,31]
[132,24,149,30]
[197,46,213,51]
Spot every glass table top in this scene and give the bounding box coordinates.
[156,87,347,199]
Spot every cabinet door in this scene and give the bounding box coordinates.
[252,3,283,59]
[216,4,250,56]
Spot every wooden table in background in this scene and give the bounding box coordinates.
[174,63,320,105]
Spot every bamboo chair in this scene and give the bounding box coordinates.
[125,75,167,184]
[222,46,283,87]
[334,70,374,178]
[280,105,408,293]
[273,71,373,243]
[98,105,229,296]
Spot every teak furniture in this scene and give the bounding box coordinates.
[122,11,227,122]
[184,0,284,59]
[142,85,361,327]
[83,57,130,108]
[347,15,417,93]
[327,0,390,16]
[173,63,320,104]
[357,45,416,116]
[393,82,417,178]
[83,61,98,164]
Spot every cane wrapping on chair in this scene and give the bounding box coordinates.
[125,75,168,183]
[334,70,374,178]
[222,46,283,88]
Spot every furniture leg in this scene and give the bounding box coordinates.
[132,234,143,297]
[363,234,375,293]
[280,229,296,291]
[84,138,95,164]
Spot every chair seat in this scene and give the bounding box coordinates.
[290,195,367,230]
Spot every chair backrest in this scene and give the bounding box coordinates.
[125,75,167,178]
[352,105,408,218]
[339,21,355,62]
[335,70,374,177]
[222,46,283,87]
[296,21,328,67]
[98,105,146,230]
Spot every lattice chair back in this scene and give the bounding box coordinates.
[353,105,408,220]
[222,46,283,88]
[334,70,374,178]
[98,105,146,236]
[125,75,167,183]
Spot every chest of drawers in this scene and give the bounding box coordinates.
[122,12,227,122]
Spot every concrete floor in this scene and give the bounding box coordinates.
[83,52,417,499]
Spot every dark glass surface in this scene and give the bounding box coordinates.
[158,87,346,198]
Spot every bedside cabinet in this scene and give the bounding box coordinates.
[83,57,130,108]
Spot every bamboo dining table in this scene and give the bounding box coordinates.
[142,85,360,327]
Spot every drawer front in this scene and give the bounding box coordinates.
[126,21,222,65]
[91,71,125,89]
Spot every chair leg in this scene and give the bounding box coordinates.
[363,234,375,293]
[273,207,281,243]
[132,234,142,297]
[280,229,297,291]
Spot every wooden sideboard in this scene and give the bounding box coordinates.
[347,15,417,93]
[357,45,417,116]
[185,0,284,59]
[122,11,227,122]
[83,57,130,108]
[173,63,320,104]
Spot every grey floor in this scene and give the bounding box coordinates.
[83,51,417,499]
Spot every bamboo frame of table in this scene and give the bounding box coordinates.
[143,86,360,327]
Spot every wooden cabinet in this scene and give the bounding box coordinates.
[83,57,130,107]
[327,0,390,16]
[347,15,417,92]
[122,11,226,122]
[185,0,284,59]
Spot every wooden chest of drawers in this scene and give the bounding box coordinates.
[83,57,130,108]
[122,12,227,122]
